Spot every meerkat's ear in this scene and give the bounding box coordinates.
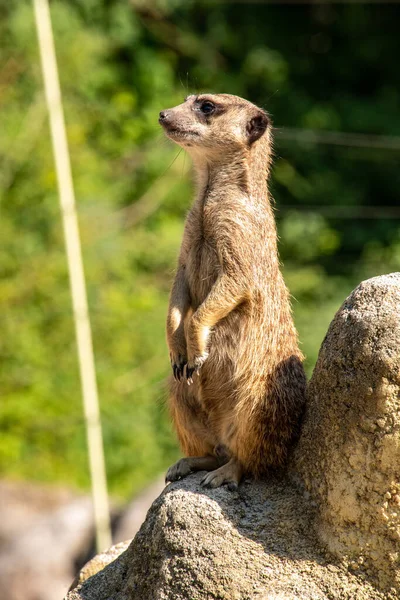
[246,111,269,145]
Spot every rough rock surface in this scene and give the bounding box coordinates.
[66,475,387,600]
[294,273,400,593]
[65,273,400,600]
[69,541,131,592]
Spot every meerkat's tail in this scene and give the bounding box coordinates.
[234,354,306,476]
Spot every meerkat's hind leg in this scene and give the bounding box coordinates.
[165,455,222,483]
[201,457,243,491]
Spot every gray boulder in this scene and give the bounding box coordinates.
[294,272,400,593]
[67,474,390,600]
[66,273,400,600]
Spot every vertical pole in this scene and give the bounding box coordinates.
[32,0,112,552]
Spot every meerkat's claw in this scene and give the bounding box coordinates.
[165,458,193,483]
[201,471,226,489]
[184,353,208,383]
[184,364,196,384]
[201,470,229,489]
[187,365,195,378]
[171,355,187,381]
[200,459,242,490]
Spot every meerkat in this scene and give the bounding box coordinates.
[159,93,306,490]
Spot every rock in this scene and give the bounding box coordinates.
[69,541,131,592]
[65,273,400,600]
[66,475,390,600]
[294,273,400,593]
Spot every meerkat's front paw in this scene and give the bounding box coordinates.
[165,458,193,483]
[170,352,188,381]
[185,352,208,384]
[185,320,210,384]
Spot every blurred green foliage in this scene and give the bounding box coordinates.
[1,0,399,499]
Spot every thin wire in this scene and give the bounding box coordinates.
[276,205,400,218]
[32,0,111,552]
[219,0,400,4]
[276,127,400,150]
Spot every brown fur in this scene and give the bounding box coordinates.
[159,93,306,488]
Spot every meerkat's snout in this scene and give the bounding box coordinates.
[158,101,200,144]
[159,109,180,133]
[158,110,170,124]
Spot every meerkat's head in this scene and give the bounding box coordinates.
[159,93,270,159]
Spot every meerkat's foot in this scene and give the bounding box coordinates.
[201,458,243,491]
[165,456,222,483]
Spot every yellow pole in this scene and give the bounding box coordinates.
[32,0,112,552]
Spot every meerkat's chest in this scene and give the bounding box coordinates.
[183,215,220,308]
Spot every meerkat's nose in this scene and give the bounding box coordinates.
[159,110,169,123]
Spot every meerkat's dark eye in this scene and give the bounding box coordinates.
[199,101,215,115]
